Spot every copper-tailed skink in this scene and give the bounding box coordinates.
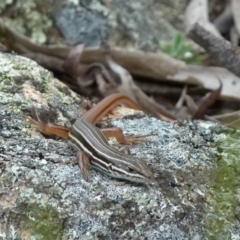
[29,93,155,183]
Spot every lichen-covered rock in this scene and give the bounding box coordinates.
[54,0,188,49]
[0,52,232,239]
[0,0,189,50]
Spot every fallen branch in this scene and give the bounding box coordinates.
[188,23,240,78]
[100,43,176,120]
[1,19,240,102]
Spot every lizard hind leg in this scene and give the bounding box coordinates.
[76,151,91,182]
[27,113,69,139]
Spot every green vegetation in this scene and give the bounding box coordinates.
[161,33,206,64]
[205,129,240,239]
[19,202,63,239]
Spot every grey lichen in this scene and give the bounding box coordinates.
[54,5,109,46]
[0,0,13,12]
[107,0,189,51]
[0,52,234,239]
[0,0,55,44]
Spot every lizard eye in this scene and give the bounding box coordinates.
[128,167,134,173]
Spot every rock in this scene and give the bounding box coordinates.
[0,52,223,239]
[54,0,189,50]
[0,0,189,50]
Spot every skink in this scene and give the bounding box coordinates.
[29,93,155,183]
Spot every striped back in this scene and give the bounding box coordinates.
[68,119,155,183]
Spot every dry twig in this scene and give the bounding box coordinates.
[188,23,240,78]
[192,79,222,119]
